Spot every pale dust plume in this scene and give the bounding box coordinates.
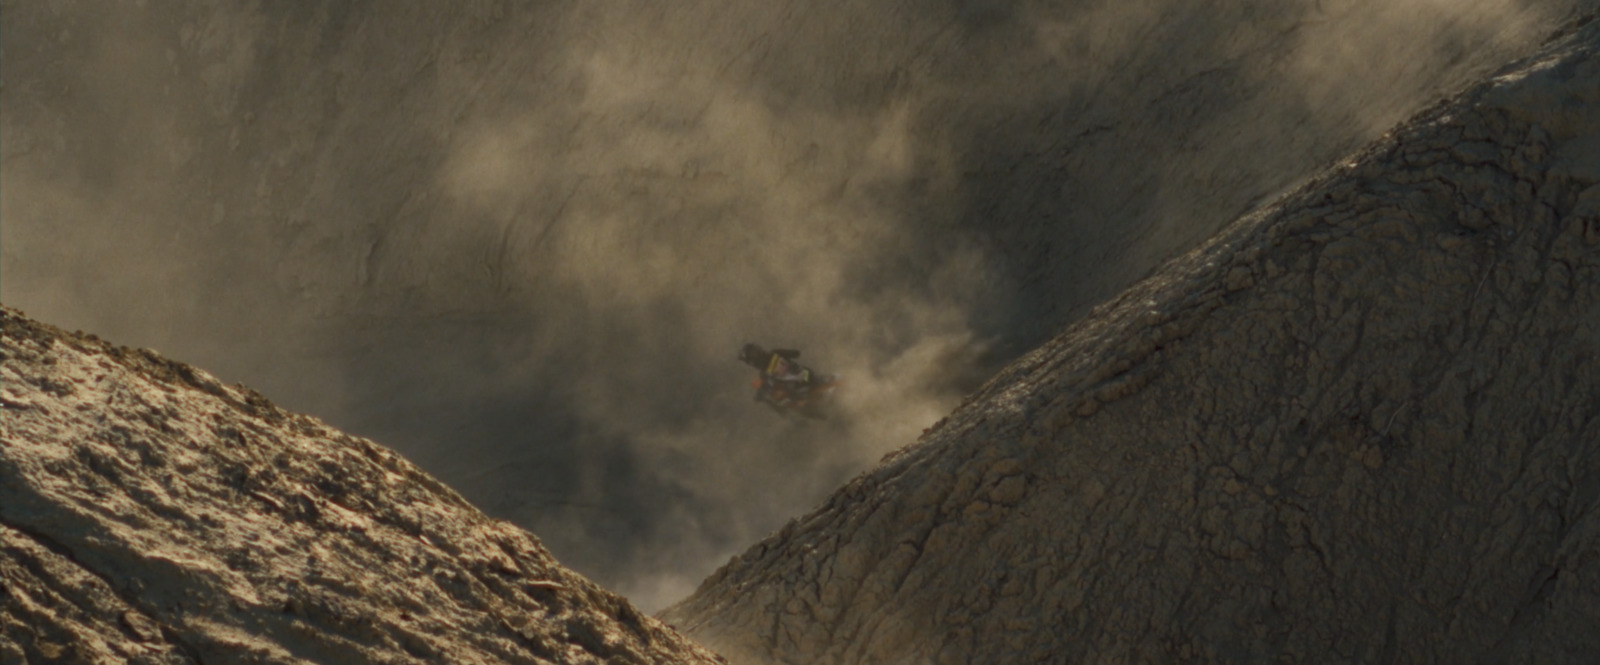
[4,0,1595,612]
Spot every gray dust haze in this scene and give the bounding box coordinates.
[3,0,1594,610]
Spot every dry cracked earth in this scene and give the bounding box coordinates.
[5,3,1600,665]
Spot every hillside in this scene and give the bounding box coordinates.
[0,308,723,665]
[662,15,1600,665]
[6,0,1597,602]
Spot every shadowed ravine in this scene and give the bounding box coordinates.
[5,0,1599,615]
[5,3,1600,665]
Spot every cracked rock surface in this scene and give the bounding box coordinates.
[0,309,725,665]
[663,16,1600,665]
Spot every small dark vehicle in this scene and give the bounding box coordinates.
[739,343,842,419]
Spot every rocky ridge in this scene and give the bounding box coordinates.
[663,15,1600,665]
[0,308,724,665]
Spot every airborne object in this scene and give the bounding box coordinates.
[739,343,841,419]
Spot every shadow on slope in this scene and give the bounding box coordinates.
[664,13,1600,664]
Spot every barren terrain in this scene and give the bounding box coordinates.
[1,309,723,664]
[3,4,1599,664]
[6,0,1597,603]
[665,15,1600,664]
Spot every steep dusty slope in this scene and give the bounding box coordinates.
[663,16,1600,665]
[4,1,1597,602]
[0,309,724,665]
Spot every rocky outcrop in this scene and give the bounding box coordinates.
[0,309,724,665]
[663,15,1600,665]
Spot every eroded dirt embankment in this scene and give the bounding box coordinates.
[0,309,724,665]
[663,16,1600,665]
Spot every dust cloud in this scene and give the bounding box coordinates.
[3,0,1593,610]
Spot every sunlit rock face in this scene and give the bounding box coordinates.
[0,309,725,665]
[4,1,1597,604]
[663,16,1600,665]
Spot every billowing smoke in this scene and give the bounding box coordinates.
[4,0,1593,610]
